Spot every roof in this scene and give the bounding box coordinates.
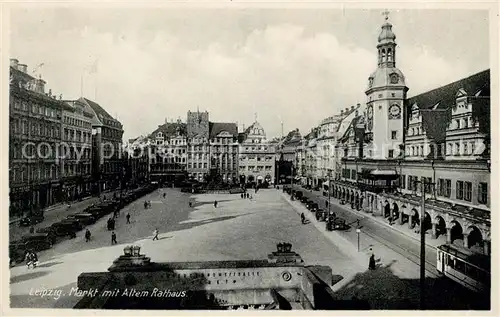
[407,69,490,110]
[209,122,238,139]
[79,97,122,129]
[149,122,187,138]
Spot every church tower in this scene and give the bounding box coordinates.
[365,11,409,160]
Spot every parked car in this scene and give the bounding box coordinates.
[300,196,309,204]
[310,203,319,212]
[59,219,84,231]
[19,214,44,227]
[315,209,327,221]
[326,217,348,231]
[9,232,54,266]
[306,200,315,210]
[49,222,78,237]
[294,191,303,199]
[83,206,106,219]
[67,213,96,225]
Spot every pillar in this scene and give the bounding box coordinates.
[431,223,437,239]
[446,227,452,244]
[463,233,469,249]
[484,240,490,256]
[398,212,404,225]
[408,215,415,229]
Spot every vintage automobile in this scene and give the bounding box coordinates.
[49,222,79,238]
[9,233,54,265]
[315,209,328,222]
[19,213,44,227]
[326,217,348,231]
[83,206,107,219]
[305,200,315,210]
[309,203,319,212]
[294,191,303,200]
[67,213,96,225]
[60,219,84,231]
[299,196,309,204]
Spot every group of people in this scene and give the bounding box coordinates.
[144,200,152,209]
[240,193,252,199]
[25,251,38,269]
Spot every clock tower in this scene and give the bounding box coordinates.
[365,11,408,160]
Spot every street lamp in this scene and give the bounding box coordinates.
[356,228,361,252]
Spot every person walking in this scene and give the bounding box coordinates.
[111,231,117,245]
[214,200,218,208]
[369,250,376,270]
[25,251,38,269]
[300,213,305,224]
[126,213,131,224]
[85,229,91,242]
[163,192,166,199]
[152,228,159,241]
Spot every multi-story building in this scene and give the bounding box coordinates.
[148,119,187,184]
[125,135,150,187]
[274,129,302,184]
[187,110,210,182]
[9,59,64,217]
[209,122,239,183]
[60,99,94,200]
[331,16,490,255]
[238,121,276,185]
[79,97,124,193]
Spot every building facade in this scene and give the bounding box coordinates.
[209,122,239,183]
[238,121,276,185]
[79,97,124,193]
[60,99,94,200]
[148,119,188,184]
[9,59,64,217]
[187,110,210,182]
[331,17,491,255]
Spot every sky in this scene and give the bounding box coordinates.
[10,6,490,141]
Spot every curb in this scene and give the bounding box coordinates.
[280,192,367,267]
[303,188,439,251]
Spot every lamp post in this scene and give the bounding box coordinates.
[356,228,361,252]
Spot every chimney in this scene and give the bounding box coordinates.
[18,64,28,73]
[165,117,168,125]
[351,105,355,110]
[357,103,361,107]
[34,78,46,94]
[48,89,52,97]
[345,107,349,113]
[10,58,19,69]
[340,109,344,115]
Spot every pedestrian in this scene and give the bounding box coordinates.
[368,249,376,270]
[189,201,192,208]
[240,193,244,199]
[163,193,166,199]
[29,226,35,234]
[152,228,159,241]
[126,213,131,224]
[300,213,305,224]
[107,218,112,230]
[26,251,38,269]
[111,231,117,245]
[214,200,218,208]
[85,229,91,242]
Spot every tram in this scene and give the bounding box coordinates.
[436,244,490,293]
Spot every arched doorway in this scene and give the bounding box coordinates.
[392,203,399,221]
[467,226,483,250]
[423,212,432,232]
[410,209,419,229]
[450,221,464,245]
[384,201,391,218]
[435,216,446,238]
[400,205,409,224]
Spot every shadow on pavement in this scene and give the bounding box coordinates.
[192,199,235,208]
[35,261,63,269]
[10,270,50,284]
[330,260,490,310]
[169,214,250,234]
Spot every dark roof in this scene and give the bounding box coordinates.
[407,69,490,110]
[79,97,115,121]
[209,122,238,139]
[149,122,187,138]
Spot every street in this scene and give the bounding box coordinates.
[289,185,489,309]
[9,188,489,309]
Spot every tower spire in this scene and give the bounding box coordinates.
[254,112,257,122]
[382,9,390,21]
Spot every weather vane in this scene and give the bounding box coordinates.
[382,9,390,21]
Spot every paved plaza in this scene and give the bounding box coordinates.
[9,188,487,309]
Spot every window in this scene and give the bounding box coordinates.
[456,181,464,200]
[464,181,472,202]
[351,169,356,180]
[388,150,394,158]
[478,182,488,204]
[400,174,406,189]
[391,131,397,140]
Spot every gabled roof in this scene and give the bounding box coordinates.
[407,69,490,110]
[149,122,187,138]
[209,122,238,139]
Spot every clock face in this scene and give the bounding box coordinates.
[367,106,373,119]
[389,104,401,119]
[390,73,399,84]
